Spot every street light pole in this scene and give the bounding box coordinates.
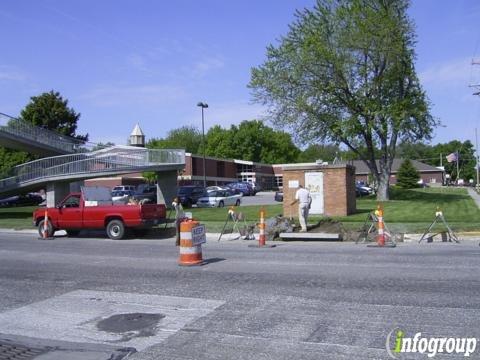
[197,102,208,188]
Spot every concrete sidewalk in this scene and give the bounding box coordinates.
[467,187,480,208]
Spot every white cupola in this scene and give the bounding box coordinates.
[129,123,145,147]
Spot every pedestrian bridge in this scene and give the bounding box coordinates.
[0,145,185,195]
[0,112,83,156]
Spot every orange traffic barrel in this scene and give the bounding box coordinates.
[375,206,385,247]
[258,208,266,247]
[178,220,203,266]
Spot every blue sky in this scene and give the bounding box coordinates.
[1,0,480,148]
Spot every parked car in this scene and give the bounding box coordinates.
[355,181,374,195]
[196,189,242,208]
[132,184,157,204]
[226,182,254,196]
[177,186,206,207]
[112,185,136,192]
[355,185,371,197]
[32,188,166,240]
[274,191,284,202]
[248,182,262,194]
[206,186,229,192]
[111,190,134,204]
[0,193,44,207]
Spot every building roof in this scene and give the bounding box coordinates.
[130,123,145,137]
[352,159,443,174]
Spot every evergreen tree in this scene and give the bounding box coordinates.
[396,159,420,188]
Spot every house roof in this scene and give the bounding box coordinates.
[352,159,443,174]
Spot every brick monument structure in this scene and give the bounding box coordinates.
[282,163,356,217]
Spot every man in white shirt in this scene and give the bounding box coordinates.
[291,184,312,232]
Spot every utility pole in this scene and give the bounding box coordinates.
[476,128,479,187]
[471,59,480,95]
[471,61,480,189]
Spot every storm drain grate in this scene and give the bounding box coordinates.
[0,341,49,360]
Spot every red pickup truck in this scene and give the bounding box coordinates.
[33,192,166,240]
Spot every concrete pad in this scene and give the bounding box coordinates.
[0,290,224,351]
[279,232,340,240]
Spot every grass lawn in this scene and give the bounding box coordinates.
[335,187,480,233]
[1,187,478,233]
[0,206,36,230]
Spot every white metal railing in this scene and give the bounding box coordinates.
[0,146,185,191]
[0,112,84,153]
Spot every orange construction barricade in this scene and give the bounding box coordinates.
[178,220,205,266]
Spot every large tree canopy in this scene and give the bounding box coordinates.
[147,125,202,154]
[20,90,88,141]
[250,0,437,200]
[205,120,300,164]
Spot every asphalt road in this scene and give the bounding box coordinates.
[239,191,279,206]
[0,232,480,359]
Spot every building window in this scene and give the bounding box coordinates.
[237,164,253,173]
[275,176,283,188]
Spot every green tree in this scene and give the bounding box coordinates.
[298,143,341,163]
[0,148,32,179]
[205,125,236,159]
[20,90,88,141]
[397,141,435,164]
[249,0,437,200]
[205,120,300,163]
[396,159,420,188]
[147,125,202,154]
[433,141,476,183]
[0,91,88,177]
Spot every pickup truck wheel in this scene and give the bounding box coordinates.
[106,219,125,240]
[37,219,54,238]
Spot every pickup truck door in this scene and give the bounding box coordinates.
[57,194,82,229]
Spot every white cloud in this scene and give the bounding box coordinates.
[184,101,268,130]
[190,56,225,78]
[419,57,477,87]
[0,65,27,82]
[80,84,188,107]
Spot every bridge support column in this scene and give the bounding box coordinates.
[46,182,70,208]
[156,171,178,209]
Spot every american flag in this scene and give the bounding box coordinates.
[446,152,457,163]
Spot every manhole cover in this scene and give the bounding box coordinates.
[0,341,49,360]
[97,313,165,334]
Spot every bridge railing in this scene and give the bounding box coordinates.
[0,112,84,154]
[0,146,185,191]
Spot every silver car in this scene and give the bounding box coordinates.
[196,189,242,208]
